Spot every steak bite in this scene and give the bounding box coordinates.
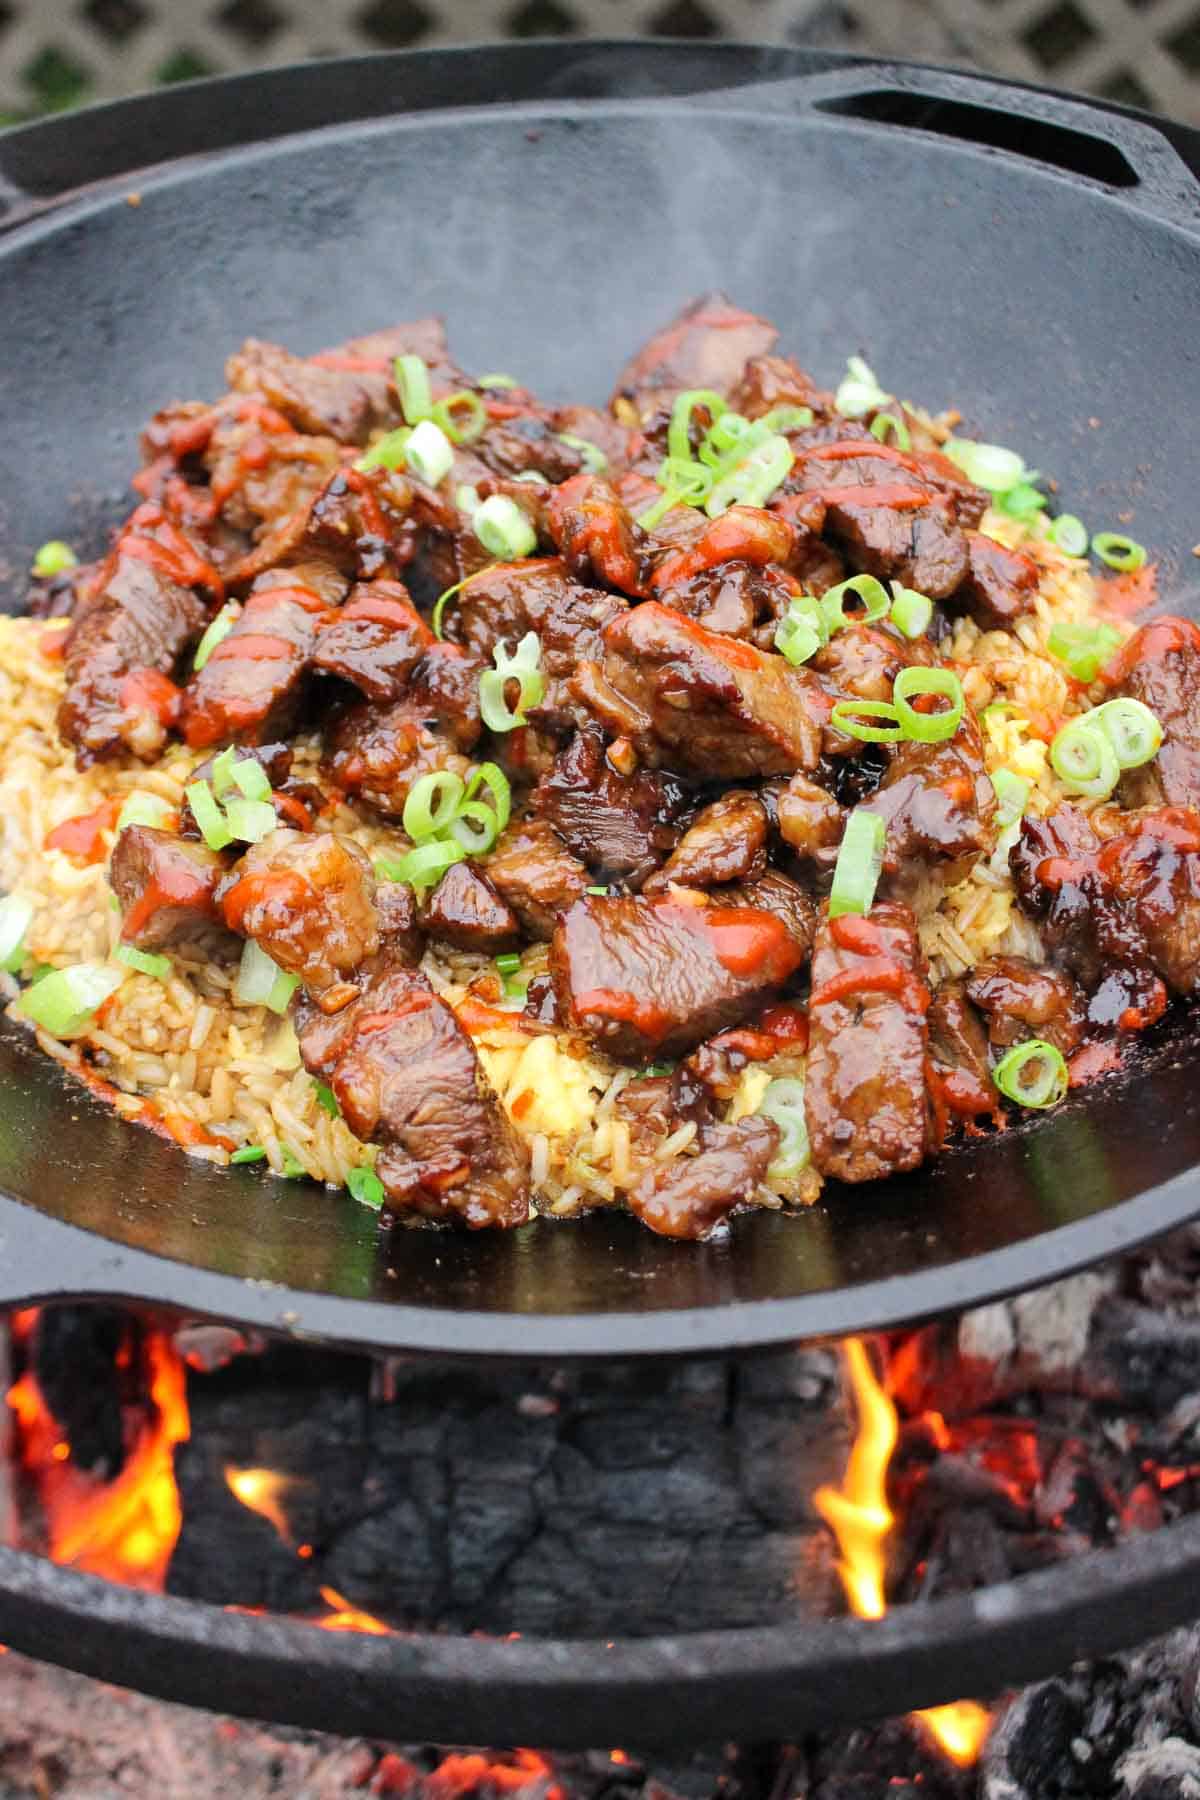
[226,338,391,446]
[955,531,1040,629]
[485,818,590,941]
[573,602,824,780]
[325,697,468,818]
[965,956,1086,1056]
[311,578,433,703]
[297,963,530,1229]
[546,475,651,598]
[421,860,520,954]
[863,707,997,897]
[1098,806,1200,997]
[550,892,805,1062]
[719,870,817,958]
[109,826,231,954]
[643,791,769,894]
[1110,617,1200,811]
[532,727,687,887]
[610,292,777,421]
[927,982,998,1126]
[804,903,933,1183]
[628,1116,780,1241]
[218,829,379,1012]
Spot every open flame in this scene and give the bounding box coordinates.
[224,1466,301,1543]
[815,1337,991,1768]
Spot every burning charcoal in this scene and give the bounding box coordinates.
[31,1306,127,1477]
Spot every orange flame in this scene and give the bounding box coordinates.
[224,1466,300,1543]
[7,1331,189,1588]
[314,1585,392,1635]
[815,1338,991,1768]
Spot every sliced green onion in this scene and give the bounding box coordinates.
[223,797,278,844]
[893,666,965,744]
[668,388,726,463]
[656,456,714,504]
[943,438,1029,493]
[1049,716,1120,799]
[645,1059,676,1076]
[888,583,933,640]
[1048,514,1088,557]
[830,699,905,743]
[474,495,537,560]
[431,571,487,641]
[230,758,272,802]
[702,411,758,461]
[477,372,519,390]
[636,488,687,531]
[558,432,608,473]
[835,355,891,418]
[116,792,174,832]
[394,353,432,424]
[870,412,911,451]
[455,484,481,515]
[775,595,827,667]
[992,1039,1068,1110]
[347,1164,386,1209]
[991,769,1031,829]
[464,760,512,837]
[996,482,1045,522]
[1092,696,1163,770]
[355,426,411,472]
[447,800,498,855]
[403,770,467,844]
[821,573,892,634]
[432,391,487,445]
[186,780,233,852]
[314,1077,340,1118]
[32,540,78,578]
[1046,621,1123,684]
[762,405,814,434]
[230,1144,267,1165]
[233,939,299,1014]
[1092,532,1147,572]
[279,1149,305,1179]
[829,808,886,919]
[391,839,466,892]
[193,601,240,672]
[115,944,171,980]
[0,893,33,972]
[757,1075,810,1180]
[404,419,454,488]
[705,433,793,517]
[18,962,123,1035]
[495,952,522,976]
[209,746,239,797]
[479,631,545,732]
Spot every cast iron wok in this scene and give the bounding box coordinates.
[1,42,1200,1357]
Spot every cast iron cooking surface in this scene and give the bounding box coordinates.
[1,47,1200,1354]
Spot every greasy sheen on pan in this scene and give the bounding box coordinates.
[0,296,1193,1241]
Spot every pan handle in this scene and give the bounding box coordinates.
[705,62,1200,233]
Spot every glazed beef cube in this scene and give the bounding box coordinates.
[546,475,650,598]
[110,826,231,954]
[927,982,998,1124]
[965,955,1086,1056]
[312,579,433,703]
[643,792,768,894]
[777,772,846,867]
[1110,618,1200,811]
[548,404,632,474]
[421,861,520,953]
[226,339,388,446]
[532,728,687,887]
[203,412,342,539]
[719,870,816,958]
[728,353,834,425]
[473,413,585,484]
[863,708,997,896]
[296,963,530,1230]
[655,559,799,651]
[628,1116,779,1241]
[956,531,1039,629]
[804,903,933,1183]
[550,892,805,1062]
[374,880,425,968]
[828,489,967,599]
[610,292,777,421]
[410,644,485,752]
[574,602,823,781]
[485,819,589,941]
[218,829,379,1012]
[325,697,467,819]
[1099,806,1200,997]
[181,564,340,749]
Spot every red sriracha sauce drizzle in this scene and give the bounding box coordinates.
[571,988,674,1042]
[119,668,182,728]
[220,869,310,935]
[44,796,124,864]
[121,860,221,943]
[812,915,931,1015]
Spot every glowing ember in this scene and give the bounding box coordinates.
[815,1337,991,1768]
[224,1466,301,1543]
[7,1330,189,1589]
[314,1585,392,1635]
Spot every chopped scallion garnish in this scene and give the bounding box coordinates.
[233,939,299,1014]
[889,582,933,639]
[356,426,411,472]
[829,699,905,743]
[1092,696,1163,769]
[1048,514,1088,557]
[314,1078,340,1118]
[31,540,78,578]
[186,780,233,852]
[389,839,467,892]
[829,808,886,919]
[762,405,814,434]
[193,601,240,671]
[404,770,467,845]
[943,437,1030,493]
[757,1075,810,1180]
[474,495,537,560]
[704,433,793,517]
[432,391,487,445]
[990,769,1031,829]
[495,952,522,976]
[115,944,171,980]
[558,432,608,473]
[117,791,173,832]
[775,594,827,667]
[0,893,33,972]
[996,482,1045,522]
[992,1039,1068,1109]
[870,412,911,451]
[820,573,892,634]
[222,797,278,844]
[404,419,454,488]
[668,389,726,464]
[1048,715,1120,800]
[1046,621,1122,684]
[1092,532,1147,572]
[230,1145,267,1165]
[347,1164,385,1209]
[477,372,519,390]
[230,758,272,803]
[18,962,123,1035]
[479,631,545,732]
[394,353,432,424]
[892,666,965,744]
[835,355,891,418]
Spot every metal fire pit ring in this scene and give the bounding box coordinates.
[1,1509,1199,1744]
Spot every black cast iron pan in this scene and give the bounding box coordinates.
[2,44,1200,1357]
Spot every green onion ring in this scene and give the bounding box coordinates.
[1092,532,1147,572]
[0,893,34,972]
[892,666,965,744]
[403,770,467,844]
[828,807,887,919]
[1046,621,1122,684]
[347,1164,386,1209]
[830,699,905,743]
[668,389,726,464]
[558,432,608,473]
[432,391,487,445]
[889,583,933,640]
[992,1039,1068,1109]
[870,412,911,451]
[762,405,814,434]
[392,839,467,891]
[394,353,432,424]
[820,573,892,634]
[757,1075,810,1179]
[115,944,171,980]
[463,760,512,837]
[193,601,241,671]
[32,540,78,578]
[185,780,233,852]
[1091,696,1164,770]
[1048,513,1089,557]
[1048,716,1120,799]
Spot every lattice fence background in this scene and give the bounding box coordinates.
[1,0,1197,123]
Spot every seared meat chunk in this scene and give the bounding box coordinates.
[182,563,341,748]
[110,826,230,954]
[485,818,589,941]
[956,532,1039,629]
[777,772,846,868]
[719,870,816,958]
[863,708,997,896]
[1010,807,1154,1002]
[312,579,433,702]
[927,982,998,1125]
[657,559,797,648]
[227,338,390,446]
[179,742,296,838]
[830,489,966,598]
[644,791,768,894]
[729,353,833,425]
[610,293,777,421]
[374,879,425,968]
[1099,807,1200,997]
[410,644,485,752]
[814,623,918,708]
[628,1116,779,1241]
[325,697,467,818]
[549,404,632,474]
[421,860,520,953]
[532,727,687,887]
[550,892,805,1061]
[546,475,650,598]
[573,602,824,780]
[296,964,530,1229]
[1111,618,1200,810]
[218,829,378,1012]
[59,504,211,765]
[648,507,797,597]
[965,956,1085,1056]
[804,904,933,1183]
[473,413,585,484]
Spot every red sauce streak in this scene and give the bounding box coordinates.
[39,627,68,661]
[572,988,672,1041]
[1068,1041,1123,1087]
[343,467,391,539]
[810,958,930,1014]
[333,593,430,634]
[699,907,802,981]
[814,483,931,510]
[803,439,922,470]
[247,584,329,616]
[484,398,528,420]
[705,1028,780,1063]
[1105,615,1200,685]
[650,511,794,592]
[456,995,549,1037]
[119,504,224,599]
[829,914,888,956]
[757,1003,809,1049]
[220,871,309,934]
[44,796,123,863]
[309,352,390,372]
[621,602,762,670]
[119,667,182,727]
[121,864,217,943]
[355,995,433,1035]
[1037,855,1092,890]
[206,632,297,665]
